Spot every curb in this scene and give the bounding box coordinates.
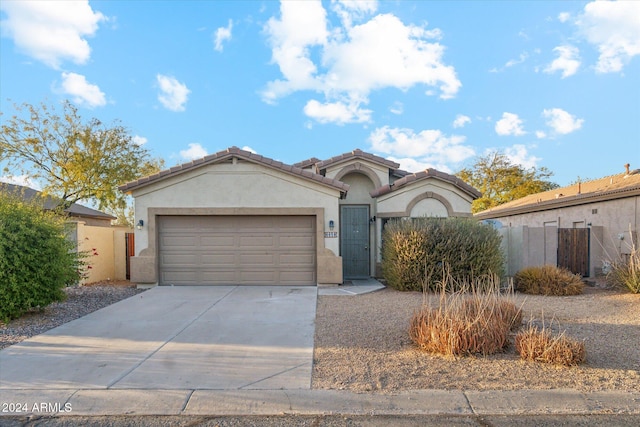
[2,389,639,417]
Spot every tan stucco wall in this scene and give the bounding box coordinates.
[376,179,475,218]
[324,160,389,189]
[488,196,639,277]
[77,223,114,284]
[131,161,343,285]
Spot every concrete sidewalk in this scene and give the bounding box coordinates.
[1,388,638,417]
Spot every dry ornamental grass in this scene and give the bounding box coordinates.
[514,265,584,296]
[409,289,522,357]
[515,324,586,366]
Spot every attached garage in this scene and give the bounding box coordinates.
[158,215,316,285]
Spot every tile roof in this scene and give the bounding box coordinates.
[0,183,116,220]
[370,168,481,199]
[316,149,400,170]
[292,157,321,169]
[475,170,640,219]
[119,146,350,194]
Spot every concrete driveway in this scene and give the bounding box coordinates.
[0,286,316,391]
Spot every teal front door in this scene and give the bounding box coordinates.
[341,205,370,279]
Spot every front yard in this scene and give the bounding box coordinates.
[313,286,640,392]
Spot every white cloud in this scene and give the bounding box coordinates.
[180,143,207,160]
[542,108,584,135]
[156,74,190,112]
[369,126,475,170]
[241,146,257,154]
[558,12,571,23]
[132,135,147,145]
[389,101,403,115]
[535,130,547,139]
[388,156,453,174]
[303,98,372,124]
[505,52,529,68]
[544,45,581,78]
[577,1,640,73]
[59,72,106,108]
[495,112,526,136]
[331,0,378,28]
[490,52,529,73]
[0,0,105,69]
[504,144,541,169]
[262,1,460,124]
[214,19,232,52]
[262,0,328,102]
[452,114,471,128]
[0,174,41,190]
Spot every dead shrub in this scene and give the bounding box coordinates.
[515,324,586,366]
[409,276,522,357]
[514,265,584,296]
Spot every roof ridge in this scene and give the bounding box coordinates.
[119,146,349,193]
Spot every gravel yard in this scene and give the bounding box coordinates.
[0,282,145,350]
[313,286,640,393]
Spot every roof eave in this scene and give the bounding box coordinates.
[474,187,640,219]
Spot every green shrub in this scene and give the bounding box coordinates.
[0,193,82,322]
[381,217,503,292]
[514,265,584,296]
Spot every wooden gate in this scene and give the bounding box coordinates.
[557,228,589,277]
[125,232,135,280]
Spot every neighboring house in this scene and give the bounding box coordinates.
[0,183,131,284]
[475,166,640,279]
[119,146,480,287]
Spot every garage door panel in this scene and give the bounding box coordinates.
[201,236,235,247]
[281,216,314,228]
[158,215,316,286]
[240,253,275,265]
[279,235,314,247]
[161,254,197,266]
[280,253,315,266]
[239,235,274,247]
[201,254,236,265]
[160,235,197,247]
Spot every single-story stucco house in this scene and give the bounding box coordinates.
[119,146,480,286]
[475,165,640,279]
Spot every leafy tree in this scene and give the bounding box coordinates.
[0,191,82,322]
[0,100,163,222]
[456,151,559,213]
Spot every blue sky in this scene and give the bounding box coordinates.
[1,0,639,190]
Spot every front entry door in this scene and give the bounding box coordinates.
[341,205,370,279]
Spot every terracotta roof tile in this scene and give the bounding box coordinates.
[293,157,321,169]
[119,146,349,194]
[370,168,481,199]
[316,149,400,170]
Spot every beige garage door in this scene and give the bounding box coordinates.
[158,215,316,285]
